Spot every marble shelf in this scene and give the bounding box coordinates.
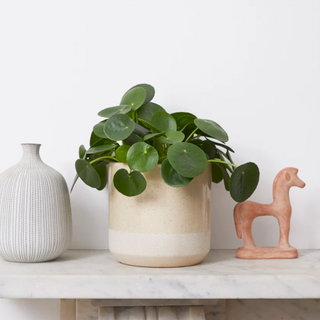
[0,249,319,300]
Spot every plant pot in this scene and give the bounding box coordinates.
[108,162,211,267]
[0,144,72,262]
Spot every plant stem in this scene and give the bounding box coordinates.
[207,159,237,168]
[134,111,138,123]
[90,156,118,164]
[158,156,167,163]
[185,127,198,142]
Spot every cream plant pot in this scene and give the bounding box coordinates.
[108,162,211,267]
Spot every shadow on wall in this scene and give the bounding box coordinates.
[70,184,109,250]
[210,172,279,249]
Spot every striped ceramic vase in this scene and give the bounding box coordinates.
[0,144,72,262]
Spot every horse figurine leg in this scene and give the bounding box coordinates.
[234,203,256,249]
[277,213,292,248]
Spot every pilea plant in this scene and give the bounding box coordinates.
[73,84,259,202]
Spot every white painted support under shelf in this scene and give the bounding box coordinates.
[0,250,319,300]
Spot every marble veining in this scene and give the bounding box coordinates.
[0,250,319,299]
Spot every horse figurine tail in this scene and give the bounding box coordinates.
[233,203,243,239]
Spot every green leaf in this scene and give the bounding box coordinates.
[115,144,130,163]
[127,84,155,104]
[93,120,109,139]
[127,142,159,172]
[79,145,86,159]
[159,131,185,144]
[90,131,102,147]
[190,139,217,159]
[98,105,132,118]
[75,159,101,188]
[89,135,116,148]
[123,132,144,145]
[226,150,234,163]
[220,163,231,191]
[172,112,197,131]
[104,114,135,141]
[138,118,160,132]
[94,163,108,190]
[120,87,146,111]
[194,119,229,143]
[154,138,164,157]
[144,131,166,141]
[180,122,198,137]
[171,112,196,121]
[137,102,165,123]
[207,140,235,153]
[161,159,193,187]
[86,144,117,155]
[230,162,260,202]
[211,162,223,183]
[70,174,79,192]
[151,111,177,132]
[113,169,147,197]
[167,142,208,178]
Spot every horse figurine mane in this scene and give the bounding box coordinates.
[234,167,305,259]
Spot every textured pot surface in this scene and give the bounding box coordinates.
[108,162,211,267]
[0,144,72,262]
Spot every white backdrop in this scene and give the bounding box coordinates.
[0,1,319,319]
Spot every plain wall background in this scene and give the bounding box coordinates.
[0,0,319,319]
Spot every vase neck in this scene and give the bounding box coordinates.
[21,144,42,163]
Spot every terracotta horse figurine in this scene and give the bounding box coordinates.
[234,167,306,259]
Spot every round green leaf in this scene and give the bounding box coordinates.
[115,144,130,163]
[159,131,185,144]
[128,84,155,104]
[86,144,117,155]
[137,102,165,123]
[167,142,208,178]
[120,87,146,111]
[127,142,159,172]
[79,145,86,159]
[211,162,223,183]
[75,159,101,188]
[151,111,177,132]
[230,162,260,202]
[104,114,135,141]
[98,105,132,118]
[93,120,109,139]
[161,159,193,187]
[113,169,147,197]
[190,139,217,159]
[194,119,229,143]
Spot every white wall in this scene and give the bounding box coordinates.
[0,1,319,319]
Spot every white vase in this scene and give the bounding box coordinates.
[0,144,72,262]
[108,163,211,267]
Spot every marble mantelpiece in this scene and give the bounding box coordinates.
[0,249,319,300]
